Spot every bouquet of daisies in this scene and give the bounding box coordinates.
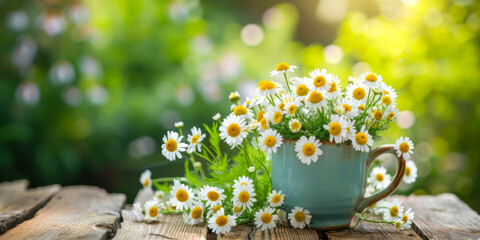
[133,62,418,233]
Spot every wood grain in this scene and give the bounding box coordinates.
[252,224,321,240]
[396,193,480,240]
[0,179,60,234]
[0,185,125,240]
[217,224,252,240]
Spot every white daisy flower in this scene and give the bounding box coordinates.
[255,80,282,97]
[270,62,297,77]
[268,190,285,207]
[394,220,405,230]
[295,136,323,165]
[292,77,310,101]
[174,121,184,128]
[371,107,384,121]
[154,191,165,202]
[207,205,223,218]
[385,106,400,121]
[394,136,414,160]
[199,185,226,208]
[324,74,342,99]
[283,97,300,117]
[212,113,221,121]
[265,106,285,125]
[139,169,152,190]
[248,166,255,172]
[352,125,374,152]
[208,208,237,235]
[382,199,404,221]
[338,97,360,119]
[289,119,302,133]
[232,204,245,217]
[346,81,369,103]
[255,207,279,231]
[305,90,328,109]
[161,131,188,161]
[323,114,348,143]
[187,127,206,153]
[244,96,265,109]
[231,104,254,121]
[219,115,248,149]
[233,176,254,189]
[232,184,257,211]
[403,160,418,184]
[307,68,332,92]
[379,82,397,106]
[345,119,356,140]
[288,206,312,229]
[259,129,283,154]
[132,202,144,222]
[144,199,165,222]
[183,200,204,225]
[360,72,383,88]
[169,179,195,211]
[399,208,414,229]
[276,209,288,224]
[368,167,392,190]
[229,91,240,102]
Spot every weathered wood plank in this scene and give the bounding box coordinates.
[0,179,60,234]
[217,224,252,240]
[397,193,480,240]
[0,186,125,240]
[252,224,321,240]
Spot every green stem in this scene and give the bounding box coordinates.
[283,72,292,93]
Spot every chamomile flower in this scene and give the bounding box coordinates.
[385,106,400,121]
[259,129,283,154]
[346,81,369,103]
[162,131,188,161]
[232,185,257,211]
[232,204,245,217]
[394,220,405,230]
[229,91,240,103]
[207,205,223,218]
[208,208,237,235]
[265,106,284,124]
[345,119,356,140]
[233,176,254,189]
[352,125,374,152]
[382,199,404,221]
[139,169,152,190]
[132,202,144,222]
[169,179,195,211]
[276,209,288,224]
[154,191,166,202]
[307,68,332,92]
[371,107,384,121]
[295,136,323,165]
[360,72,383,88]
[219,115,248,149]
[289,119,302,133]
[268,190,285,207]
[248,166,255,172]
[379,82,397,106]
[324,74,342,99]
[338,97,360,119]
[199,185,226,208]
[187,127,206,153]
[292,77,310,101]
[288,207,312,229]
[231,104,254,121]
[212,113,221,121]
[183,201,204,225]
[255,80,281,97]
[368,167,392,190]
[174,121,184,128]
[399,208,414,229]
[144,199,165,222]
[270,62,297,77]
[394,137,414,160]
[280,93,300,117]
[403,160,418,184]
[244,96,264,108]
[305,90,328,109]
[255,207,279,231]
[323,114,348,143]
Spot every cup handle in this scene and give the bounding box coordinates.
[354,144,406,213]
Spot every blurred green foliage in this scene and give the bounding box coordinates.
[0,0,479,211]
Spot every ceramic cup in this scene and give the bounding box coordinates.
[271,140,406,229]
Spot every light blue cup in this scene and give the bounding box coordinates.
[271,140,405,229]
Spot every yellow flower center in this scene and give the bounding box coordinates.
[234,206,242,213]
[207,191,220,201]
[294,211,306,222]
[373,110,383,121]
[314,76,326,88]
[191,206,202,219]
[402,214,408,223]
[191,135,200,144]
[264,136,277,148]
[260,117,268,130]
[342,104,352,113]
[260,81,276,91]
[382,96,392,106]
[386,112,394,120]
[302,143,315,157]
[390,206,399,217]
[365,74,377,82]
[376,173,384,182]
[166,139,177,152]
[329,122,342,136]
[216,215,229,227]
[272,194,281,203]
[238,191,250,203]
[227,123,241,137]
[296,84,309,96]
[405,167,411,176]
[176,189,189,202]
[328,82,337,92]
[143,179,149,187]
[257,110,265,122]
[234,105,248,116]
[308,91,323,103]
[353,87,365,100]
[395,221,402,229]
[291,121,301,131]
[288,105,297,115]
[261,213,273,224]
[358,104,365,111]
[148,206,158,217]
[257,80,266,88]
[276,62,290,71]
[278,102,285,111]
[383,90,390,95]
[273,111,283,123]
[355,132,368,145]
[213,205,222,213]
[399,142,410,153]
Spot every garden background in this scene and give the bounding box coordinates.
[1,0,479,211]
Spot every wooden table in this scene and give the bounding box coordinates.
[1,179,479,239]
